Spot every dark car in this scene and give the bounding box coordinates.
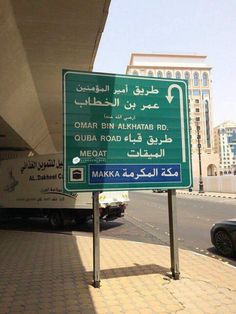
[210,219,236,257]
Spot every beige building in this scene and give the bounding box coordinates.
[126,53,219,177]
[214,121,236,175]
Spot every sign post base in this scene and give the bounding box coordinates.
[168,189,180,280]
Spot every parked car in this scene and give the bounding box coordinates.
[210,219,236,257]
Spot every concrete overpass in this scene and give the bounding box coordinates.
[0,0,110,159]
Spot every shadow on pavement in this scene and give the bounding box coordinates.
[0,229,97,313]
[207,246,236,267]
[0,227,170,313]
[87,263,169,281]
[77,219,124,233]
[0,217,124,235]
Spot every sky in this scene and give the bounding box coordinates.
[94,0,236,127]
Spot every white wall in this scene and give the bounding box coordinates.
[192,176,236,194]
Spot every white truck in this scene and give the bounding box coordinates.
[0,154,129,228]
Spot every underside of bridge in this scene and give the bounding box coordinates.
[0,0,110,159]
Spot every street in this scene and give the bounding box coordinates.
[125,191,236,265]
[93,190,236,266]
[1,191,235,267]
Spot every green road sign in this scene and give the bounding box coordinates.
[63,70,192,192]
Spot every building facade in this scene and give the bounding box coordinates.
[126,53,219,177]
[214,121,236,175]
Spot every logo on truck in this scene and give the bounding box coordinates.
[4,170,19,192]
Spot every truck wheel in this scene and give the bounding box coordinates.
[75,216,88,225]
[49,212,63,229]
[21,213,29,223]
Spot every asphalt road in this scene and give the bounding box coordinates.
[125,191,236,265]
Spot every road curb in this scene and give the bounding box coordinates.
[177,191,236,199]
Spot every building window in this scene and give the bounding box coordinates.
[204,100,211,148]
[202,72,208,86]
[193,90,200,96]
[202,90,210,98]
[166,71,172,78]
[196,108,200,112]
[148,70,154,77]
[157,71,163,78]
[184,72,190,80]
[193,72,199,86]
[175,71,181,79]
[133,70,139,75]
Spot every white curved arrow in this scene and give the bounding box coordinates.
[166,84,186,162]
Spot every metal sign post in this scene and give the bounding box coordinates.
[93,191,100,288]
[63,70,192,286]
[168,189,180,280]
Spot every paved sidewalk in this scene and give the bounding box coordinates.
[0,230,235,313]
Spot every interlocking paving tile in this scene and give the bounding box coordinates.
[0,230,235,313]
